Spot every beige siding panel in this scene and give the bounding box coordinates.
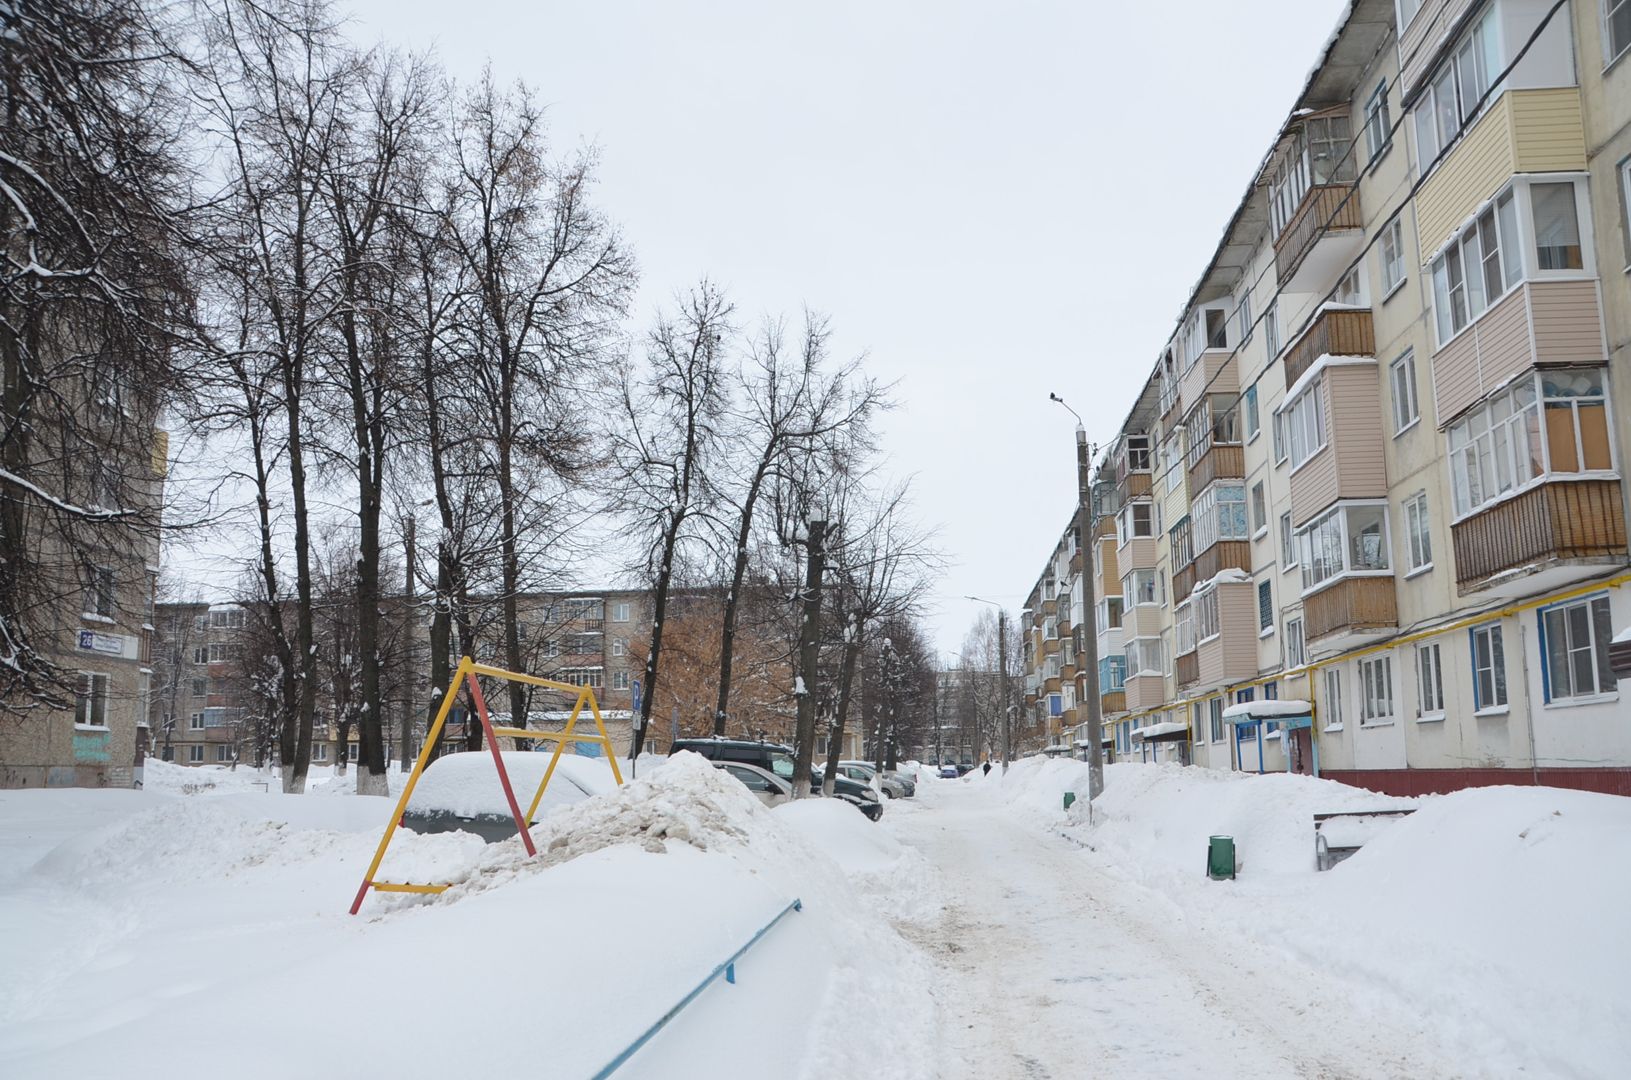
[1196,584,1257,688]
[1097,537,1119,590]
[1125,603,1164,639]
[1180,350,1235,410]
[1125,674,1166,713]
[1401,0,1479,96]
[1431,285,1530,423]
[1509,89,1586,173]
[1120,536,1158,573]
[1416,95,1514,254]
[1529,280,1607,364]
[1328,366,1388,501]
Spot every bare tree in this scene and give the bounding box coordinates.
[711,313,882,736]
[610,282,733,757]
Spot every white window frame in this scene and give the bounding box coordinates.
[1250,481,1267,537]
[1608,0,1631,67]
[75,672,110,727]
[188,745,205,764]
[611,638,627,657]
[1284,617,1306,669]
[1321,667,1344,731]
[1192,482,1248,553]
[1123,569,1163,609]
[1390,350,1419,435]
[1209,697,1225,744]
[1404,490,1433,574]
[1279,511,1298,572]
[1283,378,1327,473]
[1364,79,1391,164]
[216,744,233,763]
[1471,622,1508,712]
[613,602,631,623]
[1125,636,1165,678]
[1412,8,1499,168]
[189,711,205,730]
[1265,300,1281,358]
[1297,502,1392,595]
[1380,216,1407,297]
[1238,287,1253,345]
[1244,385,1260,442]
[1539,593,1617,704]
[1416,642,1446,720]
[1358,656,1395,726]
[1194,587,1221,645]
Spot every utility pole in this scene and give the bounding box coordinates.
[790,517,828,795]
[1052,393,1106,802]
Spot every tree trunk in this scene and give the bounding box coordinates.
[713,465,768,736]
[633,519,682,757]
[790,519,827,796]
[820,620,862,795]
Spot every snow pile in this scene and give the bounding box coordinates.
[967,755,1099,821]
[0,752,936,1080]
[402,750,612,818]
[775,797,942,927]
[142,758,278,795]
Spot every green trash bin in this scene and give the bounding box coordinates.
[1207,835,1236,880]
[1062,791,1076,811]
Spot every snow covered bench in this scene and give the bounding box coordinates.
[1313,809,1415,871]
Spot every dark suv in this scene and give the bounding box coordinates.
[672,739,882,820]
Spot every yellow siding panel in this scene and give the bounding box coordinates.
[1530,280,1606,363]
[1416,95,1515,254]
[1510,89,1586,173]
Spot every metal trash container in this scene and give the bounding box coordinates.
[1063,791,1076,811]
[1207,835,1236,880]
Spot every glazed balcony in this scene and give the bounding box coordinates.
[1283,307,1374,391]
[1451,479,1628,598]
[1304,576,1397,646]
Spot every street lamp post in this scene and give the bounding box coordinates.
[1049,393,1105,802]
[965,596,1012,771]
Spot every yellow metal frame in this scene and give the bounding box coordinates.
[349,655,625,913]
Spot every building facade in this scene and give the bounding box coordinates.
[1024,0,1631,797]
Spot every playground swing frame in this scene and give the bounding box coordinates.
[349,655,625,914]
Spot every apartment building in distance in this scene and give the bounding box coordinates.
[1022,0,1631,797]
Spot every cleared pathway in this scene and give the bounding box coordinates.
[885,785,1471,1080]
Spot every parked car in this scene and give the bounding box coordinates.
[938,763,960,779]
[837,760,912,799]
[711,761,793,807]
[671,738,882,820]
[955,762,975,776]
[399,751,601,842]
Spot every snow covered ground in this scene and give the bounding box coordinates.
[1,754,1625,1078]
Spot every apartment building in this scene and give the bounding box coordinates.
[0,379,166,790]
[1023,0,1631,797]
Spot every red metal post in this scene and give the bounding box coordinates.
[465,671,538,857]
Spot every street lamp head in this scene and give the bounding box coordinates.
[1048,392,1084,427]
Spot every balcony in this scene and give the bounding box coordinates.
[1100,689,1126,715]
[204,726,235,743]
[1187,443,1243,496]
[1304,576,1397,646]
[1275,183,1363,293]
[1451,479,1628,598]
[1117,470,1153,502]
[1284,307,1374,391]
[1124,674,1165,712]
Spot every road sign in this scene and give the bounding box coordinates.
[632,679,642,713]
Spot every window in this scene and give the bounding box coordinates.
[1263,680,1279,700]
[1298,503,1390,592]
[1538,369,1612,475]
[1125,637,1164,677]
[1099,654,1128,692]
[191,678,207,697]
[1611,0,1631,65]
[1280,512,1298,571]
[1192,483,1248,553]
[1194,588,1221,643]
[1285,618,1306,669]
[1257,580,1273,633]
[1322,668,1344,729]
[1471,622,1508,710]
[1380,217,1406,294]
[312,742,328,763]
[1364,80,1391,163]
[1047,693,1063,718]
[1117,500,1157,545]
[1209,698,1225,743]
[1540,594,1616,702]
[83,565,115,618]
[1532,182,1584,270]
[557,667,604,689]
[1125,434,1152,473]
[1250,482,1267,535]
[1238,287,1253,344]
[1417,642,1445,717]
[1184,396,1240,469]
[1235,687,1255,706]
[1124,569,1162,608]
[216,745,232,763]
[209,609,245,630]
[1404,491,1433,572]
[1359,656,1394,725]
[1265,300,1281,358]
[1397,0,1422,32]
[613,602,631,622]
[192,646,209,666]
[1413,9,1497,165]
[1244,385,1260,441]
[207,643,241,663]
[1283,380,1327,471]
[1191,701,1206,741]
[612,670,631,691]
[189,711,205,730]
[1390,351,1419,433]
[74,673,109,726]
[1270,114,1355,239]
[1272,410,1287,464]
[188,745,205,764]
[611,638,627,657]
[1431,191,1520,343]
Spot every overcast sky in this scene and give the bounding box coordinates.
[341,0,1348,658]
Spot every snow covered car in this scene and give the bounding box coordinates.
[399,751,612,842]
[668,738,882,820]
[837,761,912,799]
[938,764,959,779]
[712,761,793,807]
